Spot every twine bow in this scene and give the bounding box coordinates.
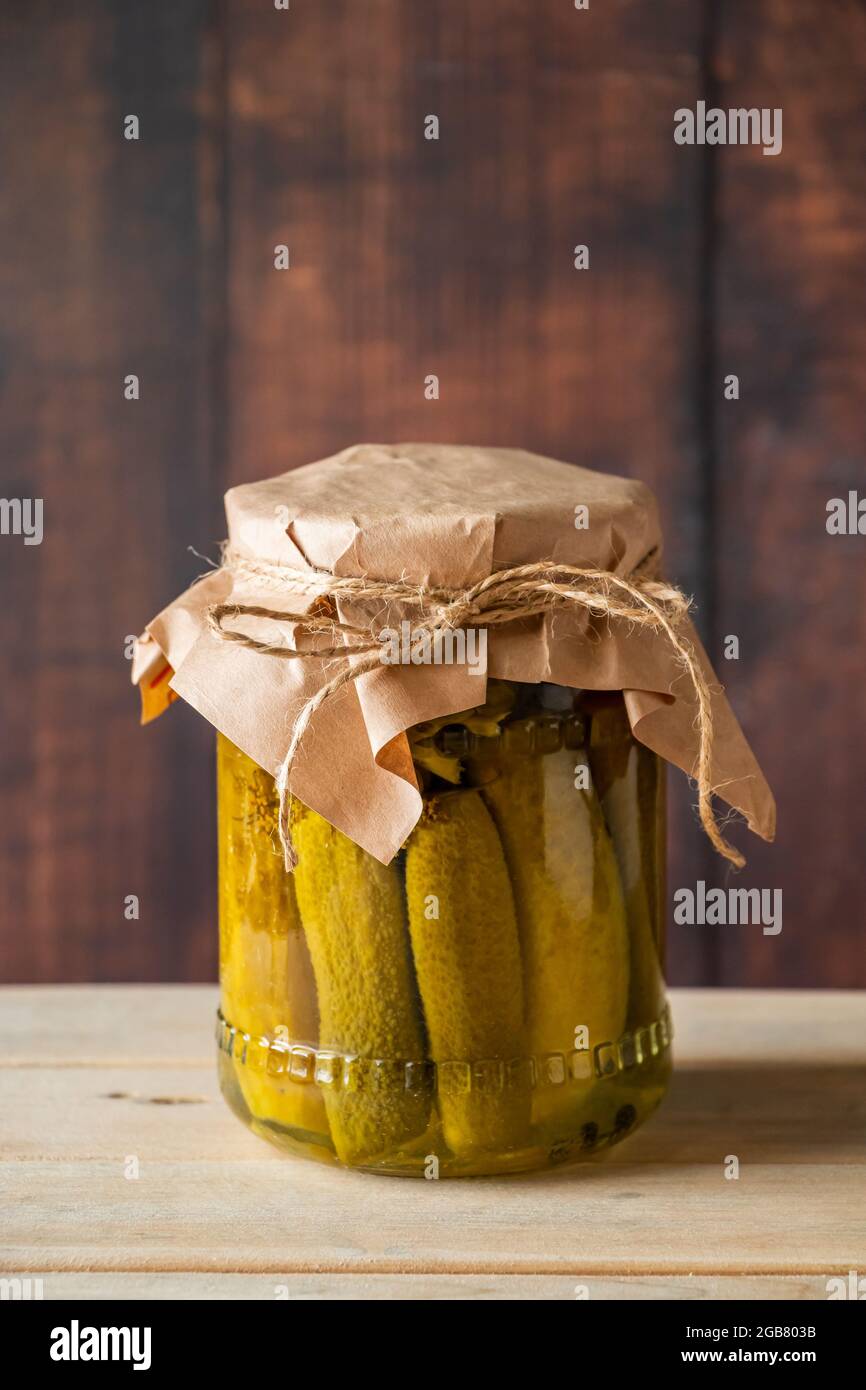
[207,546,743,871]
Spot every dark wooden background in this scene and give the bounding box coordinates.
[2,0,864,986]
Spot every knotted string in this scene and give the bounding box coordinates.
[207,546,744,871]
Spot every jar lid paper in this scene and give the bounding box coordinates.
[132,443,775,863]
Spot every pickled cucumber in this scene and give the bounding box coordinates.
[481,748,629,1139]
[291,805,430,1166]
[217,735,327,1140]
[404,792,530,1158]
[587,698,666,1028]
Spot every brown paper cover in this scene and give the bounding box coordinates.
[133,443,775,862]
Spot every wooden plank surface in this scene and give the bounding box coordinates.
[224,0,714,985]
[710,0,866,985]
[1,2,862,999]
[4,1273,842,1303]
[1,987,863,1297]
[0,1,224,985]
[4,1159,863,1276]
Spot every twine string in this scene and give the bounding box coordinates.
[207,548,743,872]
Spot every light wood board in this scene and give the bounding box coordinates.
[1,987,864,1299]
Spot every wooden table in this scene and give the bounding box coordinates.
[1,987,864,1301]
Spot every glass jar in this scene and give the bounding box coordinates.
[216,681,671,1177]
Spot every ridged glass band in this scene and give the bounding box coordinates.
[216,1003,672,1095]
